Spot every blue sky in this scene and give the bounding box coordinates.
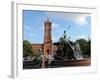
[23,10,91,43]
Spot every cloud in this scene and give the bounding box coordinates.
[75,16,87,26]
[46,12,89,26]
[52,23,60,28]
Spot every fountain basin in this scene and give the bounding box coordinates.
[50,58,91,67]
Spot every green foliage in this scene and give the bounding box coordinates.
[76,39,91,57]
[23,40,35,57]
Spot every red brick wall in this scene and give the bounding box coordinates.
[32,44,58,54]
[32,44,43,54]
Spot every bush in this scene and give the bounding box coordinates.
[23,40,35,57]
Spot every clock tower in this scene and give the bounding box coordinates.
[44,19,53,57]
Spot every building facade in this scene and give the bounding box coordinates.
[32,19,57,56]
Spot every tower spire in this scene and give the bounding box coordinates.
[44,18,52,57]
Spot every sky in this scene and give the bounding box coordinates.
[23,10,91,43]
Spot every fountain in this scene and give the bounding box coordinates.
[50,30,90,67]
[26,30,91,68]
[66,38,83,60]
[54,30,84,60]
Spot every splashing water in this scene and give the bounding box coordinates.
[67,39,83,60]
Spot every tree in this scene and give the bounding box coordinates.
[76,39,91,57]
[23,40,35,57]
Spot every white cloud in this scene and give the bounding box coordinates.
[75,16,87,26]
[52,23,60,28]
[46,12,89,26]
